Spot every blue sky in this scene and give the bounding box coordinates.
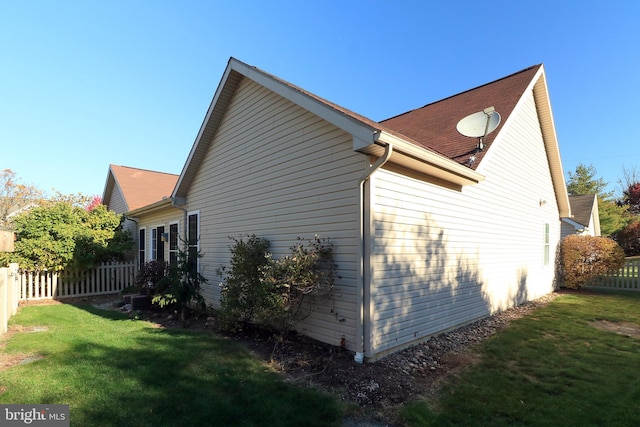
[1,1,639,198]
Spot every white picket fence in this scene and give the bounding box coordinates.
[587,259,640,291]
[18,261,137,300]
[0,261,136,337]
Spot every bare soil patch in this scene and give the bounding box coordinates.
[590,320,640,338]
[0,324,48,372]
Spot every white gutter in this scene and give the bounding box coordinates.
[375,131,484,186]
[356,142,393,363]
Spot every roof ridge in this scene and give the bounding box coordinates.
[112,164,179,177]
[381,64,542,123]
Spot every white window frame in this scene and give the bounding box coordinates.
[138,227,146,267]
[187,210,200,271]
[169,221,180,265]
[150,227,158,260]
[543,222,550,266]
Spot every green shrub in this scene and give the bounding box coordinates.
[217,235,273,326]
[152,246,207,325]
[260,235,335,333]
[135,260,168,295]
[559,235,625,289]
[217,235,336,334]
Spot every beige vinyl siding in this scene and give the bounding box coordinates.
[370,89,560,356]
[186,78,364,351]
[108,188,128,214]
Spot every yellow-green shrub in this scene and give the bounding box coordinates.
[558,235,625,289]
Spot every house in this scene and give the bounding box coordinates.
[102,165,180,263]
[561,194,601,238]
[119,58,571,360]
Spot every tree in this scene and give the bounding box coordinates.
[566,163,629,236]
[1,199,133,271]
[567,163,612,198]
[0,169,42,230]
[618,164,640,195]
[621,182,640,216]
[614,220,640,256]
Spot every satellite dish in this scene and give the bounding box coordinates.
[456,106,501,151]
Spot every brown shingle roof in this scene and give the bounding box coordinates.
[380,65,542,169]
[109,165,178,211]
[568,194,597,227]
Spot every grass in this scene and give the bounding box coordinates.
[401,290,640,426]
[5,291,640,427]
[0,304,343,426]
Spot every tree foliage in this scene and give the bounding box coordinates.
[1,199,133,271]
[621,182,640,216]
[567,164,612,198]
[614,220,640,256]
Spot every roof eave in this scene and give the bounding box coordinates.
[533,66,571,218]
[372,131,485,187]
[126,198,175,217]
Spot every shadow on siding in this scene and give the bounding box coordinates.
[372,212,529,354]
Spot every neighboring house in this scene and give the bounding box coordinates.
[561,194,601,238]
[102,165,180,263]
[121,58,571,360]
[0,198,40,230]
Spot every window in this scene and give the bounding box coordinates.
[151,228,157,260]
[150,226,166,262]
[187,212,199,273]
[138,228,146,268]
[169,222,179,265]
[544,223,550,266]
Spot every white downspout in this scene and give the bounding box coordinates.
[356,142,393,363]
[171,197,188,251]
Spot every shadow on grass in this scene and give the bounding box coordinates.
[28,306,342,427]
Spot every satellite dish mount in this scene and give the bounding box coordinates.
[456,106,501,152]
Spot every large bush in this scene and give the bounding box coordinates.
[260,236,336,333]
[558,235,625,289]
[217,235,272,325]
[217,235,335,333]
[1,200,133,271]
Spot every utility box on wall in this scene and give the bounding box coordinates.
[0,231,15,252]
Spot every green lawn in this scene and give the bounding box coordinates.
[0,304,343,426]
[401,290,640,426]
[4,292,640,427]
